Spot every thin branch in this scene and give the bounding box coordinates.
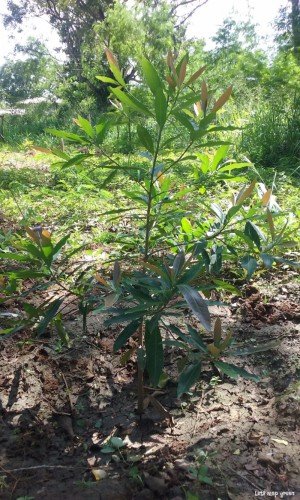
[175,1,209,27]
[171,0,208,14]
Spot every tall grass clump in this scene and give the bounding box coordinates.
[240,94,300,174]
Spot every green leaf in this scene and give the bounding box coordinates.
[114,320,140,352]
[173,111,195,132]
[218,162,250,172]
[110,437,125,449]
[164,339,187,349]
[190,113,217,140]
[61,153,93,169]
[46,128,87,143]
[224,204,242,224]
[99,170,118,189]
[137,125,154,154]
[105,308,148,326]
[105,49,126,86]
[245,221,261,250]
[211,145,230,171]
[241,255,258,278]
[168,325,190,346]
[181,217,193,235]
[109,64,126,86]
[109,87,153,116]
[101,446,115,454]
[145,322,163,386]
[74,115,94,138]
[0,325,24,336]
[154,92,167,127]
[261,253,274,268]
[0,252,33,262]
[178,284,211,331]
[140,57,164,95]
[214,361,259,382]
[172,251,185,277]
[52,234,70,260]
[95,119,109,144]
[96,75,119,85]
[187,325,208,353]
[177,361,202,397]
[35,299,62,336]
[179,261,204,284]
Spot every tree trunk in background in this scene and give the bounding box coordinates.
[291,0,300,61]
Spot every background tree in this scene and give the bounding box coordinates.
[0,38,59,104]
[275,0,300,61]
[5,0,182,110]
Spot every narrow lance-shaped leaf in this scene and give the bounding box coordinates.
[74,115,94,138]
[213,317,222,346]
[235,180,256,205]
[166,74,176,89]
[266,209,275,239]
[201,81,208,115]
[166,50,178,83]
[137,125,154,154]
[261,189,272,206]
[140,57,164,95]
[178,284,211,331]
[172,251,185,277]
[245,221,261,250]
[211,145,230,171]
[177,54,188,86]
[154,92,167,127]
[109,87,153,117]
[36,299,62,336]
[214,361,259,382]
[172,111,195,132]
[186,66,206,86]
[32,146,53,154]
[114,320,140,352]
[0,252,34,262]
[46,128,87,144]
[187,325,208,353]
[105,48,126,86]
[105,48,118,67]
[194,101,201,116]
[52,234,70,259]
[96,75,119,85]
[218,162,251,173]
[211,85,233,113]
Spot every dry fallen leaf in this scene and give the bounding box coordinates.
[92,468,107,481]
[271,437,288,446]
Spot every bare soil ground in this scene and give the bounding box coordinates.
[0,268,299,500]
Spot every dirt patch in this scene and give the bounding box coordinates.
[0,272,299,499]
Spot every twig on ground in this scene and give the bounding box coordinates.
[3,465,86,473]
[225,464,263,490]
[61,372,74,415]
